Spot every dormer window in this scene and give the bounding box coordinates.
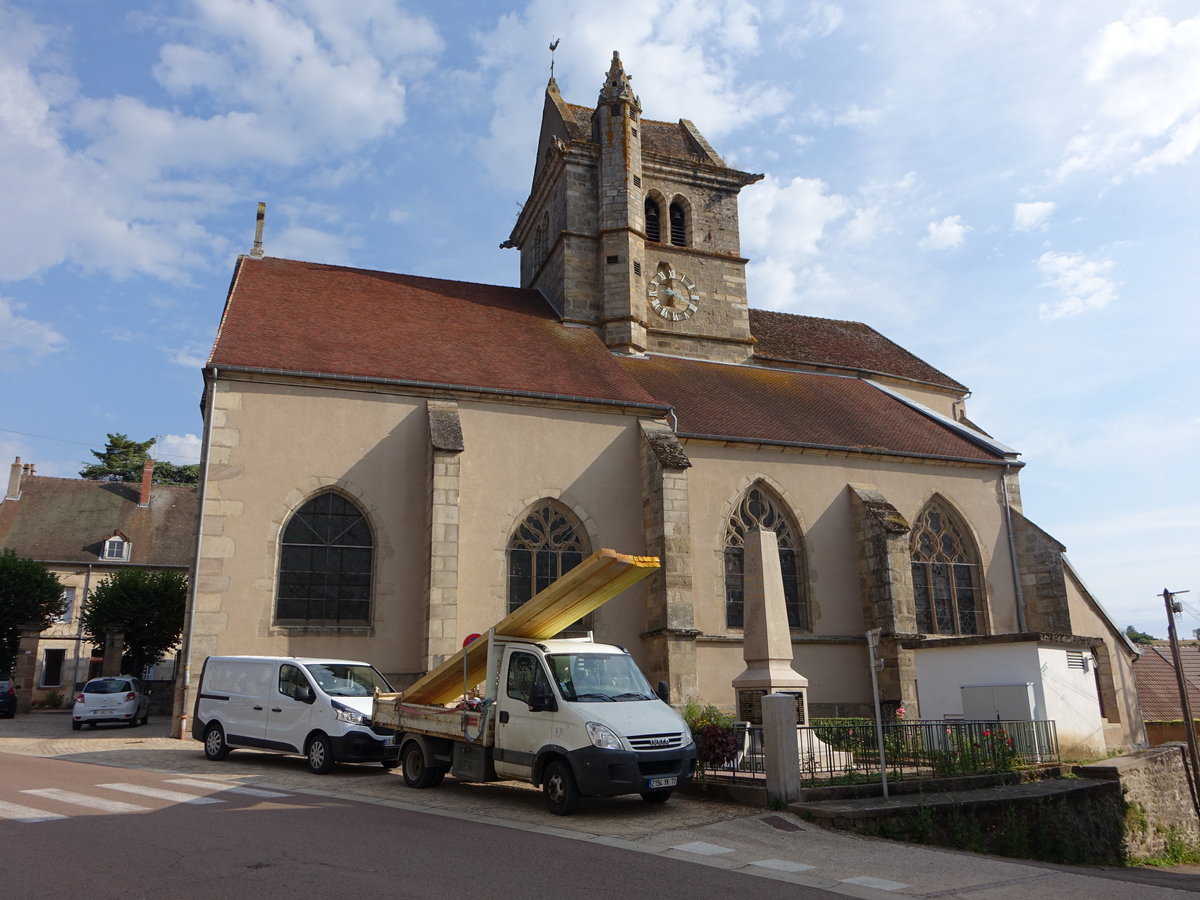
[103,535,131,561]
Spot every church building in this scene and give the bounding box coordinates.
[184,54,1142,754]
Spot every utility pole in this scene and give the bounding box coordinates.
[1162,588,1200,813]
[866,628,889,799]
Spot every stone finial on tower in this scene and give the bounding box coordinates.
[599,51,639,110]
[249,202,266,259]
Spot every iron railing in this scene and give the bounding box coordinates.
[700,719,1059,785]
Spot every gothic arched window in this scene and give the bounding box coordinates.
[910,499,982,635]
[669,200,687,246]
[276,491,373,625]
[724,485,808,630]
[507,501,590,629]
[645,197,662,242]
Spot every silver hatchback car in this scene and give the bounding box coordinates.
[72,676,150,730]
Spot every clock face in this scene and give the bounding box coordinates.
[647,268,699,321]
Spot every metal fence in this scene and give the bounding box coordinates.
[701,719,1059,785]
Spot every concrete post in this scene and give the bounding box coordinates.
[101,629,125,677]
[763,692,802,807]
[14,627,41,714]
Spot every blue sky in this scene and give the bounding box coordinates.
[2,1,1197,638]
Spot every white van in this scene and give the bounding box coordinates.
[192,656,400,774]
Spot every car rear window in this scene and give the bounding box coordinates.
[84,680,132,694]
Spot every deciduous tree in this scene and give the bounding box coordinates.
[0,549,65,673]
[81,568,187,675]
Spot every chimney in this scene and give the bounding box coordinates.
[139,459,154,507]
[6,457,22,501]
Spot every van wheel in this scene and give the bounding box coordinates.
[306,733,336,774]
[543,760,580,816]
[640,789,672,804]
[203,722,231,760]
[401,741,444,788]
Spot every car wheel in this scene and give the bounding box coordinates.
[640,789,672,804]
[128,716,139,728]
[542,759,580,816]
[203,722,231,761]
[140,711,150,726]
[380,758,400,770]
[87,721,97,729]
[400,741,444,788]
[71,720,81,731]
[306,733,335,775]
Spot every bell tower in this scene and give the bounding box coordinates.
[507,52,763,362]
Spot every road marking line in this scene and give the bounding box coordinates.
[22,788,149,814]
[670,841,735,856]
[164,778,291,798]
[841,875,911,891]
[0,800,67,823]
[97,783,223,804]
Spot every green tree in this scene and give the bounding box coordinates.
[79,433,198,485]
[1125,625,1157,645]
[81,568,188,676]
[0,549,66,673]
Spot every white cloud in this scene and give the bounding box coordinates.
[1013,201,1055,232]
[918,215,970,250]
[0,0,442,285]
[1036,250,1117,319]
[742,174,850,258]
[0,297,66,369]
[1057,12,1200,178]
[152,432,202,464]
[169,344,210,369]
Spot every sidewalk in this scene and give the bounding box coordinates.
[3,711,1197,897]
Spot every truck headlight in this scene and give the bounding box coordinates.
[586,721,623,750]
[332,701,369,726]
[680,722,694,746]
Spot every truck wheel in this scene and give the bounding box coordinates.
[640,789,672,804]
[306,733,336,774]
[203,723,231,760]
[401,741,443,788]
[543,760,580,816]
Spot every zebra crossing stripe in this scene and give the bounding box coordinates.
[164,778,290,798]
[97,783,224,805]
[0,800,67,823]
[22,788,149,814]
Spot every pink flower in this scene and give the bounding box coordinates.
[895,707,906,719]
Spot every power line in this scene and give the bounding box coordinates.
[0,427,202,462]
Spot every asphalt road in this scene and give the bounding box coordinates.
[2,711,1198,898]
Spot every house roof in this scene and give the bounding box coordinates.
[1133,643,1200,721]
[750,309,967,393]
[210,257,662,407]
[0,476,197,568]
[617,355,1003,463]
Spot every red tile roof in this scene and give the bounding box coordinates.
[750,309,967,392]
[0,476,197,567]
[210,258,662,407]
[617,355,1002,462]
[1133,644,1200,720]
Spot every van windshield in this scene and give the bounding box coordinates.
[302,663,393,697]
[547,652,656,702]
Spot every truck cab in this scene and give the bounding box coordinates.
[383,637,696,815]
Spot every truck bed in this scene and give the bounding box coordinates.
[397,549,658,706]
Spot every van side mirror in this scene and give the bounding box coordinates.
[294,684,314,704]
[656,681,670,704]
[528,681,557,712]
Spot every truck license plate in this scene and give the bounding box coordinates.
[647,776,677,789]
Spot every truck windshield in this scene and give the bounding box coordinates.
[547,652,656,702]
[302,663,393,697]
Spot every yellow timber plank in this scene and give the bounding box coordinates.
[400,549,659,706]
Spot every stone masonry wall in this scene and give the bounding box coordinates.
[1078,743,1200,859]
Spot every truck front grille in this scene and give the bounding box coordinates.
[628,731,684,751]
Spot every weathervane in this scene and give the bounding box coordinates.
[549,37,560,78]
